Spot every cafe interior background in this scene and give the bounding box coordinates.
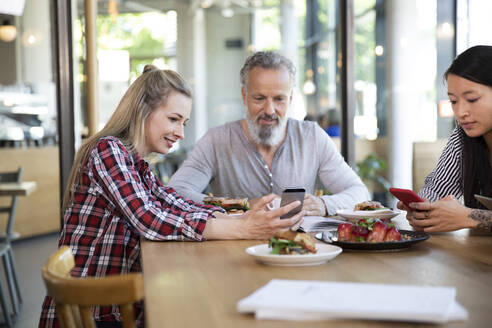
[0,0,491,323]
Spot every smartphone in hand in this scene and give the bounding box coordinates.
[474,194,492,210]
[280,188,305,219]
[389,187,424,207]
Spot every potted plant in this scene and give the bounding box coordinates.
[356,153,391,205]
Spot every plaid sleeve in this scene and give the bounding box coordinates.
[90,138,210,241]
[151,172,225,214]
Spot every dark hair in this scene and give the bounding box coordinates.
[445,45,492,87]
[445,45,492,208]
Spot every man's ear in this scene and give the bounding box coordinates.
[289,88,294,105]
[241,86,247,105]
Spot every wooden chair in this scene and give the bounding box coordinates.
[41,246,144,328]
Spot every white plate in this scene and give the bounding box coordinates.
[336,209,400,222]
[245,243,342,266]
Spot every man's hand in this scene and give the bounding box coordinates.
[302,193,327,216]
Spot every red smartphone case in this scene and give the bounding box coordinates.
[389,187,424,205]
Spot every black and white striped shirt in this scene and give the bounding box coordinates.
[419,127,463,202]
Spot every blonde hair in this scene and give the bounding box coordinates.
[62,65,192,212]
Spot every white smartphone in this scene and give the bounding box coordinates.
[279,188,305,219]
[474,194,492,210]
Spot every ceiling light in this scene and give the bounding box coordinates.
[0,19,17,42]
[303,80,316,95]
[21,30,41,47]
[437,22,454,39]
[374,45,384,56]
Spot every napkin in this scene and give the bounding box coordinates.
[237,279,468,323]
[300,216,344,232]
[352,209,396,215]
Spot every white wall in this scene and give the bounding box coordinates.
[176,2,200,150]
[205,10,250,130]
[21,0,52,84]
[386,0,437,195]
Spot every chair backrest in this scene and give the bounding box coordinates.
[0,167,22,239]
[42,246,144,328]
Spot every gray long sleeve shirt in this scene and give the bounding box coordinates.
[168,119,370,215]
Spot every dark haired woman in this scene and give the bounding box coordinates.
[39,65,303,328]
[398,45,492,233]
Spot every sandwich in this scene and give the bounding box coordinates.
[353,200,385,211]
[268,230,317,255]
[203,196,250,213]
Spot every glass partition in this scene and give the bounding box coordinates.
[0,0,60,238]
[74,8,178,135]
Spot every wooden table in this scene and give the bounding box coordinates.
[0,181,37,196]
[141,229,492,328]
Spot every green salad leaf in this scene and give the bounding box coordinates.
[268,237,305,255]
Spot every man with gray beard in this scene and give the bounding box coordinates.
[168,51,369,216]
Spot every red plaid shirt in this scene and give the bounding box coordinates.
[39,136,222,327]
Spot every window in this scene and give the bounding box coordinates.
[74,9,178,135]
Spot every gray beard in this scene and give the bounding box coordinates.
[245,112,287,147]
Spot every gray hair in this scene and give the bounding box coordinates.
[239,51,296,89]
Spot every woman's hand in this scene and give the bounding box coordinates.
[204,194,304,240]
[406,195,474,232]
[239,194,304,239]
[302,193,327,216]
[397,200,425,231]
[248,194,280,210]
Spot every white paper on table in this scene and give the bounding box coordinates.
[300,216,344,232]
[237,279,468,323]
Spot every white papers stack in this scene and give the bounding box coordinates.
[237,279,468,323]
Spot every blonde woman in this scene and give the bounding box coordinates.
[39,65,303,328]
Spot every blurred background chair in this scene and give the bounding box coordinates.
[0,242,17,327]
[0,167,22,242]
[42,246,144,328]
[0,167,23,317]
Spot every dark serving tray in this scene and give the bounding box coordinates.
[315,230,429,251]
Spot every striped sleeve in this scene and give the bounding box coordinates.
[419,127,463,202]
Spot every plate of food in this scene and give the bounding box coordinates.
[245,231,342,266]
[315,218,429,251]
[336,201,400,222]
[203,195,250,215]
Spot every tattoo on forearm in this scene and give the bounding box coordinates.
[469,209,492,232]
